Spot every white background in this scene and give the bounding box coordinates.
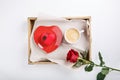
[0,0,120,80]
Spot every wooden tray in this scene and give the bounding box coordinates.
[28,16,92,64]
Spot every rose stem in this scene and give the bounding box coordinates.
[78,58,120,72]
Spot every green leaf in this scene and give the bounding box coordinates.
[101,67,109,75]
[80,50,88,59]
[98,52,105,66]
[85,62,94,72]
[73,60,83,68]
[97,72,106,80]
[97,67,109,80]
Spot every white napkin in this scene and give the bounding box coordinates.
[30,14,89,69]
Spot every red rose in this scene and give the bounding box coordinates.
[67,49,79,63]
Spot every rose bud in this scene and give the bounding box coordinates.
[66,49,79,63]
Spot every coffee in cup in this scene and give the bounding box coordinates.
[64,28,84,44]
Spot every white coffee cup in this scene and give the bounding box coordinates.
[64,28,84,44]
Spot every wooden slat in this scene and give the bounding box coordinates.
[28,17,37,64]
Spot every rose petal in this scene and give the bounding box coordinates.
[66,49,79,63]
[70,54,78,63]
[67,50,72,61]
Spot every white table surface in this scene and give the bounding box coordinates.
[0,0,120,80]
